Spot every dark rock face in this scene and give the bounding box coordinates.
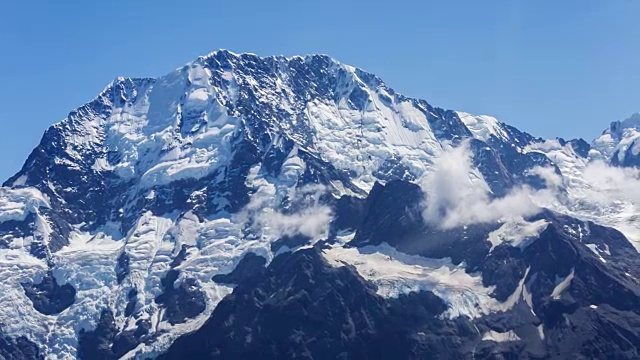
[0,329,42,360]
[115,252,130,284]
[568,138,591,158]
[424,105,473,141]
[477,124,560,190]
[170,245,189,267]
[4,94,125,233]
[152,242,207,325]
[612,138,640,167]
[0,209,71,261]
[124,288,138,318]
[212,252,266,286]
[269,234,312,252]
[160,249,482,360]
[350,180,497,269]
[373,155,416,182]
[544,305,640,359]
[166,238,640,360]
[77,309,151,360]
[110,319,151,358]
[297,150,365,195]
[78,310,118,360]
[328,195,367,237]
[469,139,516,197]
[22,272,76,315]
[155,269,207,324]
[0,213,35,250]
[3,51,640,359]
[343,180,640,359]
[351,180,425,248]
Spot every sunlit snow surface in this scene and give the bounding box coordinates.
[0,175,317,359]
[0,209,236,358]
[40,52,446,196]
[456,112,509,143]
[323,243,534,319]
[0,50,637,358]
[0,142,332,359]
[526,139,640,248]
[487,219,549,251]
[481,329,521,343]
[0,188,50,223]
[592,113,640,163]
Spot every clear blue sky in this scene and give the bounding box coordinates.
[1,0,639,181]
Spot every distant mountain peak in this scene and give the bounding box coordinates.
[592,113,640,166]
[617,112,640,131]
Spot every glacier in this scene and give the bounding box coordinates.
[0,49,638,359]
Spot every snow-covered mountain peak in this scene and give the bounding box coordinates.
[1,50,639,359]
[7,50,469,202]
[592,112,640,166]
[618,112,640,130]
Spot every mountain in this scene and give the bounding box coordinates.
[592,113,640,167]
[0,50,639,359]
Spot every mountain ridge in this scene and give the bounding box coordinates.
[0,49,638,359]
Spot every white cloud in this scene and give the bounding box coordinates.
[581,160,640,205]
[420,141,542,229]
[259,206,333,239]
[527,166,563,190]
[237,183,333,240]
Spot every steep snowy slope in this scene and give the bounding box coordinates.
[0,50,639,359]
[592,112,640,167]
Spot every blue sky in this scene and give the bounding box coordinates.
[0,0,638,181]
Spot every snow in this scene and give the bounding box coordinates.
[501,266,533,312]
[279,146,307,187]
[1,50,638,358]
[482,330,521,342]
[92,158,114,172]
[306,95,441,192]
[592,113,640,164]
[592,132,618,160]
[612,128,640,162]
[0,222,126,359]
[487,219,549,251]
[525,138,640,250]
[323,243,533,319]
[0,188,50,223]
[0,154,335,358]
[537,324,545,340]
[457,111,509,143]
[0,180,332,358]
[79,62,243,188]
[186,88,210,103]
[0,251,50,347]
[42,52,452,197]
[551,269,575,300]
[11,175,28,187]
[585,244,608,263]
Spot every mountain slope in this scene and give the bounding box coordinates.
[0,50,638,359]
[592,112,640,167]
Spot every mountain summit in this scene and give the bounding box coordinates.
[592,112,640,167]
[0,50,639,359]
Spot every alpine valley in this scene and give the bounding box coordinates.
[1,50,639,359]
